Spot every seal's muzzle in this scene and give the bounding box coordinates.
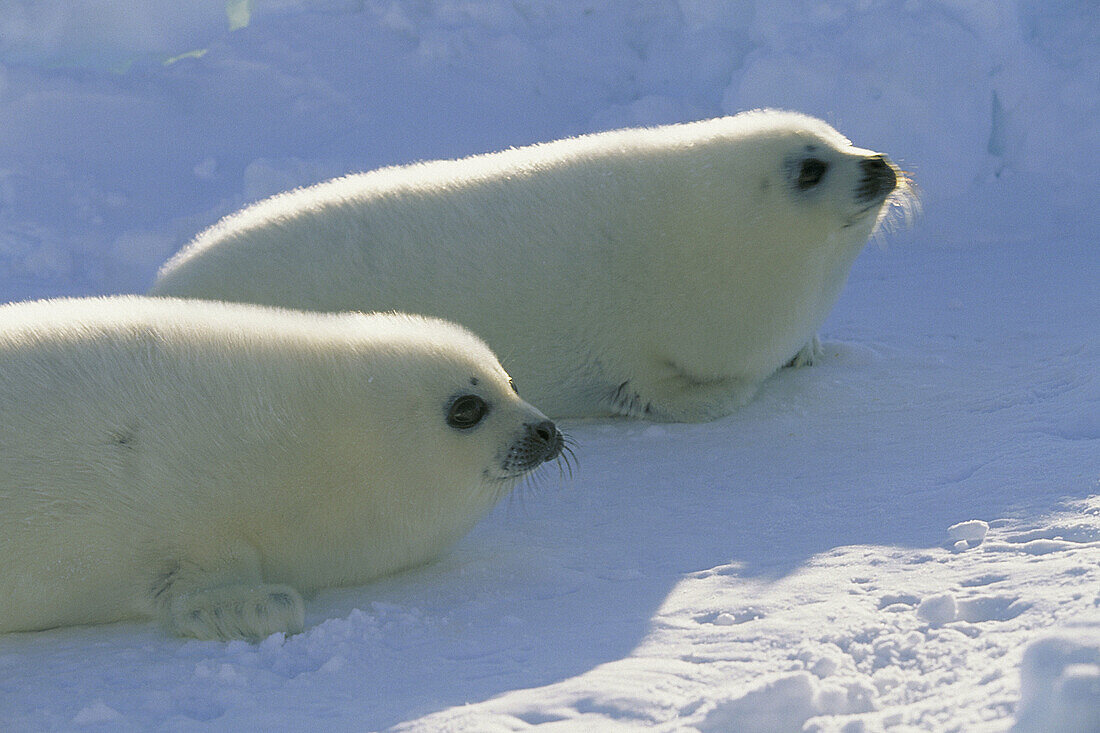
[527,420,563,464]
[501,419,563,476]
[856,155,897,204]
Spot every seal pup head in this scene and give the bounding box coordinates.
[783,130,916,235]
[696,109,916,249]
[335,313,566,511]
[442,373,565,487]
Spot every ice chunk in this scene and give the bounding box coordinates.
[916,593,958,627]
[948,520,989,544]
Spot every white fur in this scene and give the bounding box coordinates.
[153,110,903,421]
[0,296,549,639]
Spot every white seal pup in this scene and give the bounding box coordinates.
[152,109,915,422]
[0,296,564,640]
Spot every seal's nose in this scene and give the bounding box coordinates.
[526,419,563,463]
[857,155,897,203]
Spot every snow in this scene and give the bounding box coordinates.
[915,594,959,628]
[948,521,989,546]
[1,1,1097,731]
[1014,630,1100,733]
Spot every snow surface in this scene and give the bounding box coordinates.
[1,1,1098,731]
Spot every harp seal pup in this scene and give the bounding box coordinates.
[0,296,563,641]
[152,109,914,422]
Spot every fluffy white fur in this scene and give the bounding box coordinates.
[0,296,552,640]
[153,110,910,421]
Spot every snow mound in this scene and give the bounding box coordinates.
[949,519,989,545]
[697,672,874,733]
[1013,623,1100,733]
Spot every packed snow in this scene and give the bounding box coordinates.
[1,1,1097,731]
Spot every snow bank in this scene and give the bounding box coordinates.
[1013,623,1100,733]
[1,0,1097,299]
[0,1,230,69]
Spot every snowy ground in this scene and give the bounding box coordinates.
[1,2,1098,731]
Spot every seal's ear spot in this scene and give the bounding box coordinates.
[447,394,489,430]
[796,158,829,190]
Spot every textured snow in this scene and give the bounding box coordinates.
[948,520,989,542]
[1014,629,1100,733]
[1,1,1098,731]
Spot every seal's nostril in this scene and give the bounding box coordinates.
[858,155,897,201]
[531,420,555,444]
[862,157,891,181]
[525,419,563,463]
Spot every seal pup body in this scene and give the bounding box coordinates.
[0,296,562,640]
[153,110,912,421]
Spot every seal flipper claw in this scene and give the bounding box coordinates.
[164,583,305,641]
[153,541,305,641]
[786,334,823,368]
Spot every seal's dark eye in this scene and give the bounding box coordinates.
[447,395,488,430]
[797,158,828,190]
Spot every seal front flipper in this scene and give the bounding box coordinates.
[611,361,759,422]
[785,334,823,368]
[153,543,305,641]
[164,584,305,641]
